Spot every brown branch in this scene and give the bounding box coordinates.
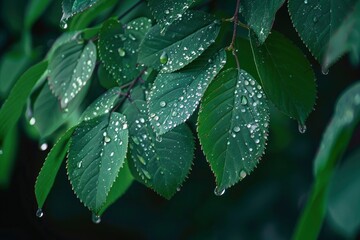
[227,0,241,70]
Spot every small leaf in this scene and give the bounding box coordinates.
[323,1,360,69]
[61,0,100,26]
[138,10,221,73]
[0,61,48,142]
[250,31,316,125]
[148,48,226,135]
[288,0,355,60]
[240,0,285,43]
[48,40,96,109]
[35,126,75,209]
[148,0,194,32]
[81,87,120,121]
[122,100,194,199]
[67,112,129,213]
[98,159,133,215]
[98,18,152,84]
[197,69,269,191]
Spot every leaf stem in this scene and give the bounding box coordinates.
[227,0,241,70]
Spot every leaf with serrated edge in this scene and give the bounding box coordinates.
[67,113,128,213]
[148,48,226,135]
[48,40,96,109]
[122,99,194,199]
[98,18,152,84]
[288,0,355,61]
[250,31,316,125]
[35,126,75,209]
[138,10,220,73]
[81,87,120,121]
[197,69,269,191]
[240,0,285,43]
[61,0,99,24]
[148,0,194,32]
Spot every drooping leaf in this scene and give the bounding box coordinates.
[33,82,89,138]
[328,148,360,237]
[148,0,194,32]
[288,0,356,60]
[81,87,120,121]
[24,0,52,29]
[61,0,100,26]
[197,69,269,191]
[0,127,18,189]
[98,159,133,215]
[99,18,152,84]
[250,31,316,125]
[67,112,129,213]
[148,48,226,135]
[240,0,285,43]
[122,100,194,199]
[323,1,360,69]
[293,81,360,240]
[35,126,75,209]
[46,31,82,60]
[48,40,96,109]
[138,10,221,73]
[0,61,48,143]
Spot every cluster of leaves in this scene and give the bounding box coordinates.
[0,0,359,233]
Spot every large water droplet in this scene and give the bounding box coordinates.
[39,142,48,151]
[29,117,36,126]
[104,136,111,143]
[36,208,44,218]
[159,101,166,107]
[233,126,240,133]
[92,213,101,224]
[60,19,68,29]
[118,48,126,57]
[160,51,168,64]
[241,95,248,105]
[298,123,307,134]
[214,187,225,196]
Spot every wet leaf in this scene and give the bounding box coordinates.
[61,0,100,25]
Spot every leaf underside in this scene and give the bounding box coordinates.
[62,0,99,22]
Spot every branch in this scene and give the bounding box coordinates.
[227,0,241,70]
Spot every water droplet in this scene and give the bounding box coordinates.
[298,123,307,134]
[118,48,126,57]
[128,34,136,41]
[0,149,3,155]
[241,95,248,105]
[92,213,101,224]
[29,117,36,126]
[321,66,329,75]
[240,170,247,178]
[177,187,181,192]
[313,17,318,23]
[159,101,166,107]
[304,0,308,4]
[142,169,152,179]
[164,9,170,14]
[77,161,82,168]
[156,135,163,142]
[160,51,168,64]
[40,142,48,151]
[233,126,240,133]
[214,187,225,196]
[104,136,111,143]
[36,208,44,218]
[60,19,68,29]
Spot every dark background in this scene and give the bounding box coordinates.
[0,0,359,239]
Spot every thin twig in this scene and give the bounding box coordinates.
[118,0,144,20]
[227,0,241,70]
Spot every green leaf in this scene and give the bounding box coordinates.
[98,159,133,215]
[240,0,285,43]
[33,82,89,138]
[98,18,152,84]
[67,113,129,213]
[48,40,96,109]
[122,100,194,199]
[288,0,356,60]
[81,87,120,121]
[0,61,48,143]
[138,10,221,73]
[323,1,360,69]
[0,127,18,189]
[35,126,75,209]
[293,81,360,240]
[148,48,226,135]
[148,0,194,32]
[197,69,269,191]
[25,0,52,29]
[46,32,82,60]
[250,31,316,125]
[328,148,360,237]
[97,64,118,89]
[61,0,100,26]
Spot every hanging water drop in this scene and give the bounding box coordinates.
[298,123,307,134]
[159,101,166,107]
[92,213,101,224]
[29,117,36,126]
[321,66,329,75]
[39,142,48,151]
[241,95,248,105]
[160,51,168,64]
[60,19,68,29]
[214,187,225,196]
[36,208,44,218]
[118,48,126,57]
